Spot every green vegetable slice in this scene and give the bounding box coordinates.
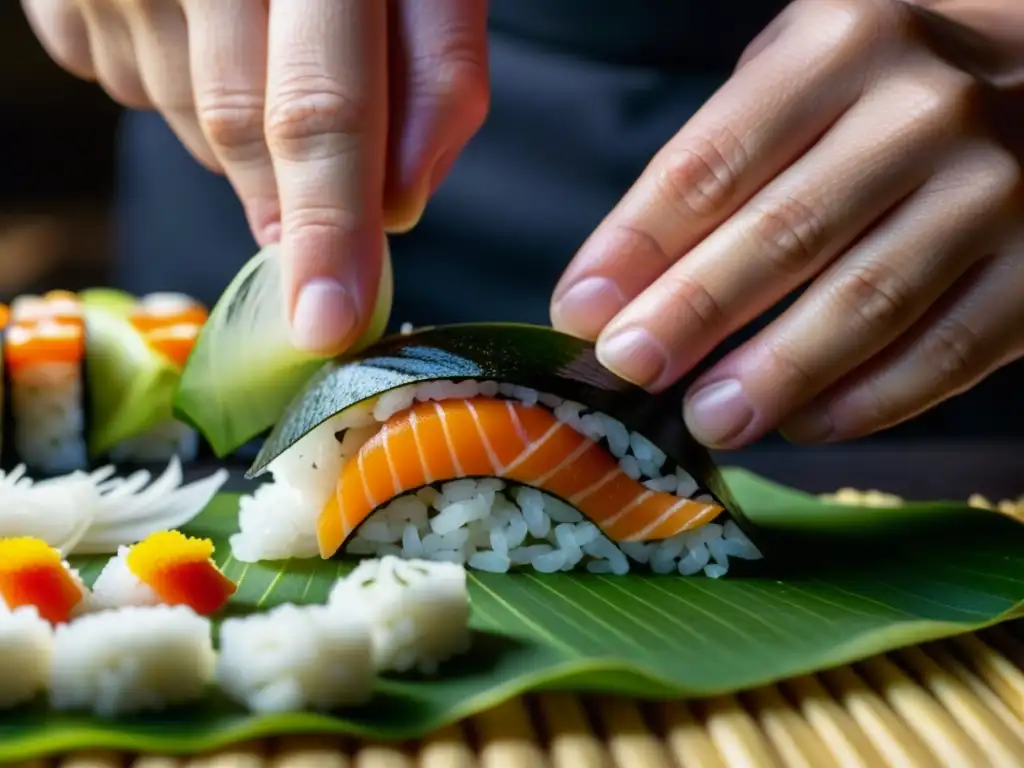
[251,322,740,521]
[83,306,183,457]
[0,470,1020,760]
[174,242,394,457]
[79,288,138,317]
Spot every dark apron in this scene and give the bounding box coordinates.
[113,0,1022,441]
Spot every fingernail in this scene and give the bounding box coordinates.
[684,379,754,448]
[596,327,669,389]
[290,278,358,355]
[780,408,835,444]
[551,277,626,339]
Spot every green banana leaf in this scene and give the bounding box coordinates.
[0,468,1021,760]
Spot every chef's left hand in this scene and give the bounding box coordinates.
[551,0,1024,448]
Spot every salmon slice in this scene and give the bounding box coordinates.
[317,397,724,558]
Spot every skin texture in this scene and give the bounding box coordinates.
[22,0,489,356]
[22,0,1024,448]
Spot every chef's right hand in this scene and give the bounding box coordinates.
[22,0,490,353]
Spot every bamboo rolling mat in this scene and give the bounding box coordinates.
[20,490,1024,768]
[16,620,1022,767]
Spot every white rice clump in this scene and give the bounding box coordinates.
[216,603,375,713]
[109,418,199,464]
[0,606,54,709]
[89,545,160,610]
[49,604,215,717]
[233,380,763,578]
[328,555,470,675]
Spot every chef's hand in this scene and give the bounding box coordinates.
[22,0,489,354]
[552,0,1024,448]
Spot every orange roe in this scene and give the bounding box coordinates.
[142,324,201,368]
[0,303,9,329]
[125,531,236,616]
[130,304,208,332]
[0,537,85,624]
[5,321,85,371]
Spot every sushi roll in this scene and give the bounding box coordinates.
[91,530,236,615]
[216,602,375,713]
[48,604,215,717]
[0,606,53,709]
[0,537,92,624]
[3,291,89,475]
[328,555,470,674]
[106,292,206,463]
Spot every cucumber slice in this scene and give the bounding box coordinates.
[84,307,182,458]
[80,288,138,316]
[174,240,394,457]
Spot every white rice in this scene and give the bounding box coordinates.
[89,545,160,610]
[216,602,375,713]
[48,604,215,717]
[0,606,53,709]
[232,380,763,577]
[108,419,199,464]
[327,556,470,675]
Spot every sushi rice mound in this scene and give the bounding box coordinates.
[48,604,215,717]
[233,380,763,578]
[216,602,376,713]
[0,606,53,709]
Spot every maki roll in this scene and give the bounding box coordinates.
[3,291,89,475]
[105,292,207,463]
[0,288,209,474]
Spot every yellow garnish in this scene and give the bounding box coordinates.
[126,530,216,577]
[0,537,64,573]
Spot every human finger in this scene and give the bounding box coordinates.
[680,143,1020,448]
[592,60,976,392]
[184,0,279,242]
[551,0,899,339]
[21,0,95,80]
[265,0,388,354]
[383,0,489,232]
[122,0,219,170]
[75,0,149,107]
[780,241,1024,443]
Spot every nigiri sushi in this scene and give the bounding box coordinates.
[91,530,236,615]
[48,604,215,717]
[3,291,88,475]
[234,380,762,578]
[0,537,92,624]
[0,605,53,709]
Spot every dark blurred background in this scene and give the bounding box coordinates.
[0,5,121,300]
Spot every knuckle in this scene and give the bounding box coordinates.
[909,68,980,129]
[196,90,266,151]
[805,0,905,53]
[924,317,982,385]
[765,337,817,391]
[414,56,490,130]
[831,262,912,335]
[978,146,1024,205]
[655,127,747,219]
[747,196,827,276]
[664,271,726,336]
[265,82,369,155]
